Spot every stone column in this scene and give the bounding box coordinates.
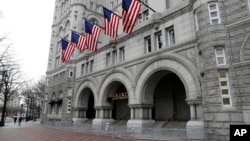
[74,109,79,118]
[95,109,99,118]
[127,104,155,128]
[190,104,196,120]
[72,107,88,123]
[92,106,114,127]
[83,110,86,118]
[148,108,152,120]
[186,98,205,140]
[130,108,134,119]
[109,109,112,118]
[139,108,143,119]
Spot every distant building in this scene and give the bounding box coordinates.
[0,93,3,116]
[0,93,3,107]
[43,0,250,140]
[7,96,21,108]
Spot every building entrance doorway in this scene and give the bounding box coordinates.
[152,72,190,121]
[77,88,95,119]
[86,93,95,119]
[107,83,130,120]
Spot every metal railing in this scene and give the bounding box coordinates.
[43,120,217,141]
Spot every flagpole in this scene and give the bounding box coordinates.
[100,5,122,18]
[60,38,71,42]
[84,18,104,29]
[137,0,156,13]
[71,30,102,44]
[71,30,83,36]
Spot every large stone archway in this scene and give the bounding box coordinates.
[128,54,204,138]
[93,70,134,126]
[136,58,201,103]
[73,79,98,123]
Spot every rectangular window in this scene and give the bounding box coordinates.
[215,48,226,66]
[68,89,72,97]
[69,68,74,78]
[106,53,111,67]
[110,1,114,9]
[194,11,199,31]
[50,47,53,55]
[90,2,94,10]
[143,10,149,21]
[90,60,94,72]
[155,32,163,49]
[85,62,89,74]
[56,56,60,68]
[95,5,99,12]
[67,98,71,113]
[208,3,221,25]
[112,50,117,65]
[248,0,250,12]
[119,47,125,62]
[167,27,175,46]
[165,0,170,9]
[138,14,142,24]
[218,71,232,106]
[57,42,60,52]
[81,64,85,75]
[145,36,152,53]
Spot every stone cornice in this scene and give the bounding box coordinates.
[94,106,112,110]
[46,65,66,75]
[226,18,250,30]
[128,104,154,108]
[186,98,202,105]
[233,61,250,68]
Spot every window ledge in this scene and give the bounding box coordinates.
[216,65,229,70]
[221,106,237,112]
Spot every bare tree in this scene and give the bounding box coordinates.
[0,36,24,126]
[20,76,46,120]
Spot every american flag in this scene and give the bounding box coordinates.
[61,39,76,63]
[85,20,101,51]
[122,0,141,34]
[71,31,86,51]
[103,7,120,40]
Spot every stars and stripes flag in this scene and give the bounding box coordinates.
[85,20,101,51]
[71,31,86,51]
[103,7,120,40]
[122,0,141,34]
[61,39,76,63]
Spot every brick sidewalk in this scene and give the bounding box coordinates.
[0,122,133,141]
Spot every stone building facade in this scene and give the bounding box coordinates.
[43,0,250,140]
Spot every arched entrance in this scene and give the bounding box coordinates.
[106,82,130,121]
[147,71,190,122]
[130,55,203,132]
[93,71,134,126]
[75,87,95,120]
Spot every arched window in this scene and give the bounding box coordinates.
[89,18,99,25]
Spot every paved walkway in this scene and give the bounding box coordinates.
[0,121,135,141]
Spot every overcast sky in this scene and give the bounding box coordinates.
[0,0,55,82]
